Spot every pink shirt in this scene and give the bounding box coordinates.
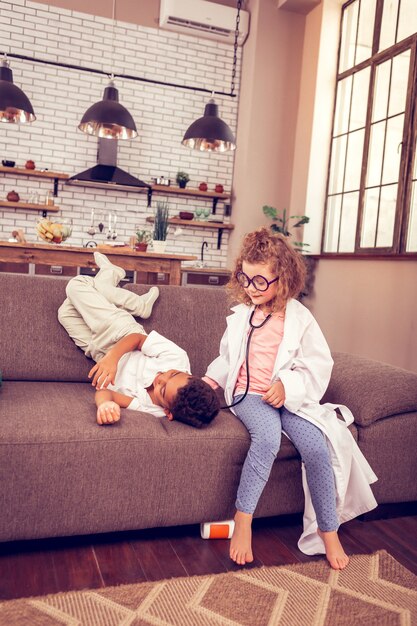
[235,308,285,395]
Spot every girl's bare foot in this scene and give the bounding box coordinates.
[230,511,254,565]
[318,529,350,570]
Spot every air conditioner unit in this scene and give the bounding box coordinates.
[159,0,249,45]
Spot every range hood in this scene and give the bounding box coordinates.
[67,139,150,192]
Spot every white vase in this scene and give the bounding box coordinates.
[152,240,167,254]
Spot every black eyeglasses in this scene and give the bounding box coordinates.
[236,271,279,292]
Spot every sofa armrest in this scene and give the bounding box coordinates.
[322,352,417,427]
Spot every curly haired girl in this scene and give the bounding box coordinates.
[204,228,377,569]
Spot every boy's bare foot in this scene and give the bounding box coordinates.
[230,511,254,565]
[318,529,349,570]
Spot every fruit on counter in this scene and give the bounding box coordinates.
[25,160,36,170]
[36,219,72,244]
[215,184,224,193]
[198,182,208,191]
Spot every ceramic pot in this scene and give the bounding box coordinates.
[7,190,20,202]
[25,160,35,170]
[135,242,148,252]
[178,180,187,189]
[152,240,167,254]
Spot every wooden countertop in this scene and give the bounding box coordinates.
[0,241,196,286]
[0,241,195,261]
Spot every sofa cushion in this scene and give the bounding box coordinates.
[1,273,90,382]
[323,352,417,426]
[356,411,417,503]
[0,380,302,542]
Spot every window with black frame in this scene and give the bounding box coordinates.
[322,0,417,255]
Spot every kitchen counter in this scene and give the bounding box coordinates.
[0,241,196,286]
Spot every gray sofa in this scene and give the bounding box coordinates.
[1,272,417,543]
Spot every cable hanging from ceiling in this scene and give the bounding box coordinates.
[181,0,242,153]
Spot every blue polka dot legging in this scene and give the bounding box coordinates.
[233,393,339,532]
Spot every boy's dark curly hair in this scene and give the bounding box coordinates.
[170,377,220,428]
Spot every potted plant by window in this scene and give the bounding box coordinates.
[176,171,190,189]
[152,201,169,253]
[262,205,315,298]
[135,229,152,252]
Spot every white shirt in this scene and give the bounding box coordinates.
[108,330,191,417]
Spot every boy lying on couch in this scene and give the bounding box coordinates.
[58,252,220,428]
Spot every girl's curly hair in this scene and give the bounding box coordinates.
[227,227,306,312]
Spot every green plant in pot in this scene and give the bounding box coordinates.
[262,205,310,252]
[152,202,169,253]
[263,205,315,299]
[176,171,190,189]
[135,229,152,252]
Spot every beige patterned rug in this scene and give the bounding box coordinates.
[0,550,416,625]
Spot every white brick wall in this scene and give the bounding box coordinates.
[0,0,241,267]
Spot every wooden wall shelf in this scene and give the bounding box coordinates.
[0,166,69,200]
[149,184,230,213]
[0,166,69,180]
[147,216,234,248]
[0,200,59,213]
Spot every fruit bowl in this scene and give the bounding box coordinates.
[36,218,72,244]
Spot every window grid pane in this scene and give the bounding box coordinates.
[334,76,352,136]
[339,192,359,251]
[361,187,380,247]
[324,195,343,252]
[398,0,417,43]
[376,184,397,247]
[344,129,365,192]
[355,0,377,64]
[339,0,359,73]
[328,135,347,194]
[382,114,404,185]
[350,67,370,131]
[379,0,399,51]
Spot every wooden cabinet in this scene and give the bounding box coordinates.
[34,264,77,277]
[181,267,231,288]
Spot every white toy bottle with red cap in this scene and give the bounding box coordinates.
[200,520,235,539]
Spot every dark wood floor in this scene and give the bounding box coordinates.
[1,507,416,601]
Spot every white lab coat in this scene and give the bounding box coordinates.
[206,299,378,555]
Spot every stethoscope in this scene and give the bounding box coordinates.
[220,307,272,410]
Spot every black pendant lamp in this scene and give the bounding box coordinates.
[78,0,137,140]
[0,55,36,124]
[182,98,236,152]
[181,0,242,153]
[78,78,137,139]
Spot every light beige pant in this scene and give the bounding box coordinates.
[58,267,146,362]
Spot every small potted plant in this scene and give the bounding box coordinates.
[263,204,315,298]
[152,201,169,253]
[262,205,310,251]
[135,229,152,252]
[176,171,190,189]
